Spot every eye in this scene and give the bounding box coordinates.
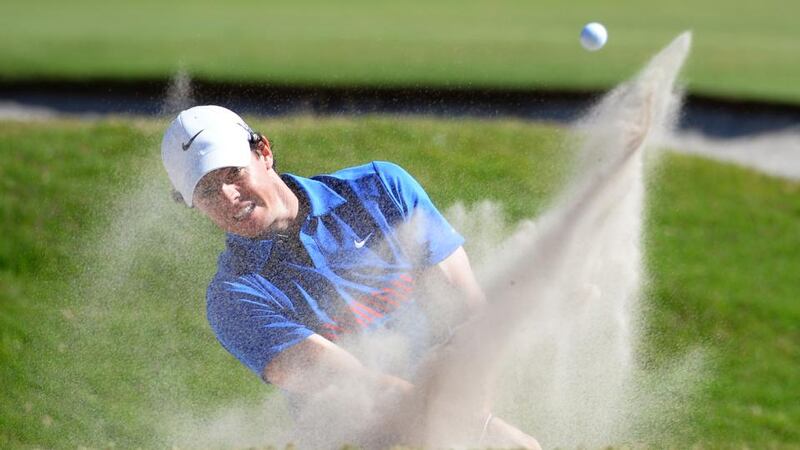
[200,184,218,198]
[224,167,246,183]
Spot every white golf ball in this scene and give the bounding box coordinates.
[580,22,608,51]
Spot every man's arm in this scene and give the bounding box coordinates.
[263,332,540,449]
[263,245,539,448]
[263,333,412,396]
[263,333,419,442]
[261,247,485,393]
[261,246,486,391]
[434,246,486,314]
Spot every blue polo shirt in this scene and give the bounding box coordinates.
[207,161,464,377]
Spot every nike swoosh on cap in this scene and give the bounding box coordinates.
[182,129,204,151]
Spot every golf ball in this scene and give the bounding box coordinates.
[580,22,608,51]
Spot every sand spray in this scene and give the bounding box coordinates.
[381,32,701,449]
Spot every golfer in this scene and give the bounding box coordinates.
[161,105,540,449]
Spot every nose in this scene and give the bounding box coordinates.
[220,183,240,204]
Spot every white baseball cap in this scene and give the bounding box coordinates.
[161,105,257,207]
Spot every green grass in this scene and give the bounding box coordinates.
[0,117,798,448]
[1,0,799,103]
[645,156,800,446]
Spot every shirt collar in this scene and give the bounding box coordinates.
[281,173,346,217]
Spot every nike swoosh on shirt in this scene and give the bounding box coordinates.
[354,232,373,248]
[181,129,204,151]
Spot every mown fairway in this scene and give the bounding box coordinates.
[1,0,798,103]
[0,117,797,449]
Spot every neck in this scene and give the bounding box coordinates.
[267,174,304,236]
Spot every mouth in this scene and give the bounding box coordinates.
[233,202,255,221]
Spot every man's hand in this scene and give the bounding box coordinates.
[485,416,543,450]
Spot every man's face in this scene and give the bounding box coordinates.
[193,147,295,239]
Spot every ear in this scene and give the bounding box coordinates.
[257,136,274,169]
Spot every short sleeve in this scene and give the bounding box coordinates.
[207,274,314,377]
[372,161,464,265]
